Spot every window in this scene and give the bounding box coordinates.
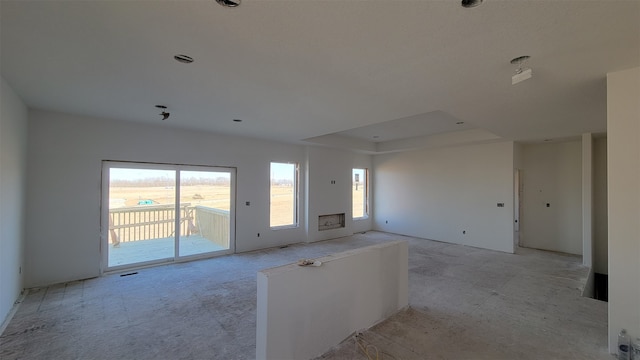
[270,162,298,228]
[352,168,368,219]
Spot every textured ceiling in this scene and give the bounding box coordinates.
[1,1,639,147]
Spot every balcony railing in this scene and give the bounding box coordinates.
[109,204,229,248]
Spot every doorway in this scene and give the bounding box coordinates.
[102,161,235,271]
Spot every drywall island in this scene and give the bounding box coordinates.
[256,240,409,360]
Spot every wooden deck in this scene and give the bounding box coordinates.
[108,235,227,267]
[107,204,230,268]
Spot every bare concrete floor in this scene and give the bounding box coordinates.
[1,232,609,360]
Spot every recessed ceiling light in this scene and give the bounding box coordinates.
[216,0,240,7]
[510,55,531,65]
[233,119,243,123]
[461,0,483,8]
[174,54,194,64]
[456,121,465,125]
[511,55,533,85]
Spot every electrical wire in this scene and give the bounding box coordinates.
[353,333,400,360]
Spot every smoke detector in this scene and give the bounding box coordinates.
[510,56,532,85]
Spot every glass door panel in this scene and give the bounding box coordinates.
[107,167,176,267]
[178,170,232,257]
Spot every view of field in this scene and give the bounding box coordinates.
[108,166,367,241]
[270,185,295,227]
[109,185,230,210]
[352,168,368,218]
[111,184,363,223]
[352,184,366,218]
[109,184,296,228]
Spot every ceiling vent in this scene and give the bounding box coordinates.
[174,54,194,64]
[216,0,240,7]
[461,0,483,8]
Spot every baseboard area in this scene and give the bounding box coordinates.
[0,290,27,335]
[582,268,595,298]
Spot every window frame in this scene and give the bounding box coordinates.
[352,168,369,220]
[269,161,299,229]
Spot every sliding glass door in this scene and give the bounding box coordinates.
[178,170,232,257]
[103,162,235,271]
[107,167,176,266]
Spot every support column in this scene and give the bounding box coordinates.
[606,67,640,353]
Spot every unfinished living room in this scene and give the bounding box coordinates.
[1,1,639,359]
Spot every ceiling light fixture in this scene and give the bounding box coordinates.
[461,0,483,8]
[155,105,170,120]
[174,54,194,64]
[510,55,532,85]
[216,0,240,8]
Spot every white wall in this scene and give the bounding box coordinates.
[305,147,372,242]
[0,77,28,325]
[520,141,583,255]
[373,141,515,253]
[256,241,408,360]
[25,111,371,287]
[593,137,608,274]
[607,66,640,353]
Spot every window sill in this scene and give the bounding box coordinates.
[270,225,299,231]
